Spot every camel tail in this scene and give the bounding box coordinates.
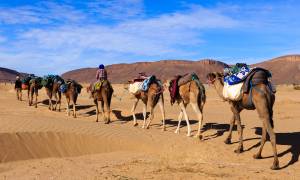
[197,82,206,108]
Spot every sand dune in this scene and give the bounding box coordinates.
[0,83,300,179]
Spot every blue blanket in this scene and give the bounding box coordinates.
[141,76,156,91]
[224,66,251,85]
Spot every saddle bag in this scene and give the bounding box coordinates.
[223,82,243,101]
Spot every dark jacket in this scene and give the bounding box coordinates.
[15,79,22,89]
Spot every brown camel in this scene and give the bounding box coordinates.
[45,82,62,111]
[88,80,114,123]
[207,72,279,170]
[28,78,42,108]
[127,79,166,130]
[63,80,82,118]
[166,76,206,138]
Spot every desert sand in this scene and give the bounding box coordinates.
[0,83,300,179]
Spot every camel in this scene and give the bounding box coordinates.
[127,78,166,130]
[43,76,63,111]
[63,80,82,118]
[28,78,42,108]
[206,72,279,170]
[88,80,114,123]
[166,75,206,138]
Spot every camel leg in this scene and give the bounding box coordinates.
[225,114,236,144]
[54,92,58,111]
[30,89,34,106]
[27,89,30,104]
[94,100,99,122]
[146,105,155,129]
[191,102,204,140]
[73,100,76,118]
[179,102,191,137]
[234,112,244,153]
[254,95,279,170]
[66,98,70,116]
[131,99,139,126]
[175,110,183,134]
[34,89,38,108]
[142,103,147,129]
[58,92,61,112]
[253,126,267,159]
[103,95,110,124]
[158,96,166,131]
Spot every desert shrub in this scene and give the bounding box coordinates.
[293,84,300,90]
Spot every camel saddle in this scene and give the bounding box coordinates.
[242,67,274,94]
[169,73,200,105]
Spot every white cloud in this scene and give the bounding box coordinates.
[0,3,86,25]
[88,0,144,20]
[0,4,238,74]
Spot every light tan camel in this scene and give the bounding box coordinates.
[166,79,206,138]
[88,80,114,123]
[63,80,82,118]
[207,72,279,170]
[45,82,62,111]
[128,80,166,130]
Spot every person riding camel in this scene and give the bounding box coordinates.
[14,76,22,101]
[96,64,107,81]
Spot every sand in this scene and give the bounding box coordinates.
[0,83,299,179]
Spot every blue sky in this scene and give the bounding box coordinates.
[0,0,299,75]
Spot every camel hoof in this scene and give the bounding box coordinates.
[174,130,179,134]
[133,123,138,127]
[234,148,244,154]
[186,134,192,137]
[253,154,262,159]
[271,161,279,170]
[194,134,203,140]
[224,138,231,144]
[96,120,98,122]
[146,126,150,129]
[162,128,166,132]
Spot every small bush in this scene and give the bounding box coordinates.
[293,84,300,90]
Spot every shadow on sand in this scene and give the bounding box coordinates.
[112,110,150,124]
[254,127,300,169]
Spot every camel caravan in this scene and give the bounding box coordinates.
[13,63,280,170]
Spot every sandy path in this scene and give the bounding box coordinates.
[0,84,299,179]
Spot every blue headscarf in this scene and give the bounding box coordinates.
[99,64,105,69]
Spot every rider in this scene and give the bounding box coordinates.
[96,64,107,81]
[14,76,22,101]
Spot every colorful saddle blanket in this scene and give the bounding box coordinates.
[224,63,251,85]
[128,75,157,94]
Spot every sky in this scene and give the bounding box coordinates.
[0,0,299,75]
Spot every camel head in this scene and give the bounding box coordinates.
[206,72,224,85]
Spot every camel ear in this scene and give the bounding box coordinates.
[163,80,170,88]
[217,72,224,77]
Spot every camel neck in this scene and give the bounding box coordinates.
[213,79,224,99]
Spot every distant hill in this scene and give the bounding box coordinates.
[253,55,300,84]
[62,55,299,84]
[62,59,228,83]
[0,67,27,83]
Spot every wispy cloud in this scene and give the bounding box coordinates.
[0,3,238,74]
[88,0,144,20]
[0,2,86,25]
